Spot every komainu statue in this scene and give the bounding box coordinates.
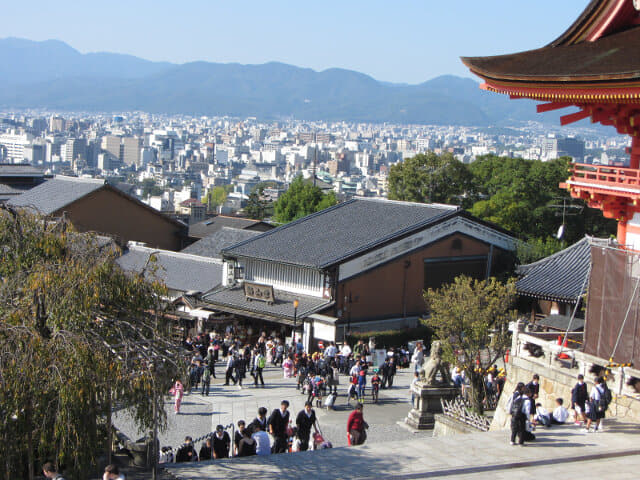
[419,340,452,386]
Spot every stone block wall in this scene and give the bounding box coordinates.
[491,355,640,431]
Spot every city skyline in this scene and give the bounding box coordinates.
[2,1,588,84]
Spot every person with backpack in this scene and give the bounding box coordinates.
[508,382,526,445]
[253,350,266,387]
[585,376,610,432]
[571,374,589,425]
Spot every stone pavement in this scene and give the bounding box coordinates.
[114,363,429,450]
[164,420,640,479]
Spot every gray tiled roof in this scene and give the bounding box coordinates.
[180,227,261,259]
[7,175,105,215]
[0,183,32,201]
[537,314,585,332]
[0,163,45,177]
[517,237,591,302]
[189,216,272,238]
[116,245,222,294]
[223,198,459,268]
[203,285,331,322]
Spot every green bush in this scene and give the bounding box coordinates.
[346,322,433,350]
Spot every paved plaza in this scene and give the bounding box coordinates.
[114,363,427,451]
[114,362,640,479]
[164,420,640,479]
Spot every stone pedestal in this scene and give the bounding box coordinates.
[405,383,458,430]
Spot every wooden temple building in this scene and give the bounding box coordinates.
[462,0,640,251]
[463,0,640,367]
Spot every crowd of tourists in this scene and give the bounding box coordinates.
[159,400,369,464]
[170,331,408,414]
[508,372,612,445]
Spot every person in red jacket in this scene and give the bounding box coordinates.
[347,403,368,445]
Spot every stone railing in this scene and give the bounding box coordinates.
[440,396,491,432]
[511,322,640,399]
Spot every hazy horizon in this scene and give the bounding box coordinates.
[2,1,588,84]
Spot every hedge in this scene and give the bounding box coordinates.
[346,322,433,350]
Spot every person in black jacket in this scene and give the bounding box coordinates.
[296,401,318,451]
[248,407,268,435]
[571,374,589,425]
[235,353,247,389]
[175,436,198,462]
[212,425,231,459]
[198,437,213,461]
[268,400,290,453]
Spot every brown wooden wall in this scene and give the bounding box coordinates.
[55,187,185,251]
[336,233,500,322]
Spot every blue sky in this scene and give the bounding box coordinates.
[3,1,588,84]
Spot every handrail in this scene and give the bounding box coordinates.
[570,163,640,188]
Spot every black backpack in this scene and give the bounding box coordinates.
[510,394,524,417]
[598,384,612,411]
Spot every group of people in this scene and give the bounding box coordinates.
[170,400,336,464]
[508,372,612,445]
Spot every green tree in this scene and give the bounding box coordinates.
[140,178,163,198]
[202,185,230,212]
[245,186,268,220]
[0,206,182,479]
[424,276,517,414]
[388,152,472,206]
[273,176,337,223]
[468,155,616,244]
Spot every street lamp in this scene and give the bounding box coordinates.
[293,299,299,344]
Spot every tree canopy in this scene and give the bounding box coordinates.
[424,275,517,413]
[273,176,337,224]
[0,206,183,479]
[202,185,231,212]
[388,152,472,207]
[388,153,617,260]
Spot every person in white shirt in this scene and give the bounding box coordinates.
[341,343,352,357]
[551,398,569,424]
[349,360,361,377]
[251,423,271,455]
[411,343,424,373]
[585,377,607,432]
[534,403,551,427]
[325,342,337,359]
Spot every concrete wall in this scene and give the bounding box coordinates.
[433,414,479,437]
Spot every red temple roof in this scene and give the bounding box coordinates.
[461,0,640,100]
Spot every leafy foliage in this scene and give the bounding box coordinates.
[0,207,184,479]
[388,153,617,257]
[140,178,163,198]
[388,152,472,207]
[244,186,269,220]
[424,276,517,413]
[202,185,231,212]
[273,176,337,224]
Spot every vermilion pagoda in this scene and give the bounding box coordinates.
[462,0,640,249]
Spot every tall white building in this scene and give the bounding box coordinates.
[0,133,33,163]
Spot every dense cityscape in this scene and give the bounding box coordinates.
[4,1,640,480]
[0,111,631,220]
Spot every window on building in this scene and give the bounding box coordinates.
[424,255,488,290]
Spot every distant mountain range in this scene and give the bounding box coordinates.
[0,37,556,126]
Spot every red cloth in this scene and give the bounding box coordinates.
[347,410,364,432]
